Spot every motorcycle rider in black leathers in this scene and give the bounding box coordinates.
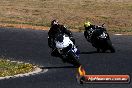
[84,21,97,42]
[48,20,75,62]
[84,21,106,42]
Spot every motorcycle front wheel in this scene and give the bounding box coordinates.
[67,51,81,67]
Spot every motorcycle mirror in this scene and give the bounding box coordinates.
[102,23,105,27]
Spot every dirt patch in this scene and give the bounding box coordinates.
[0,23,49,30]
[0,23,80,32]
[0,0,132,33]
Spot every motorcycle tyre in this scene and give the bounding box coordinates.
[107,40,115,53]
[67,51,81,67]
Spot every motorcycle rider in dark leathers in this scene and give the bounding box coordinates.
[83,21,115,53]
[84,21,96,42]
[48,20,75,62]
[84,21,106,42]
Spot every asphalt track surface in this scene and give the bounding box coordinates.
[0,27,132,88]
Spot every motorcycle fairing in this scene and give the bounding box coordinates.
[55,35,73,49]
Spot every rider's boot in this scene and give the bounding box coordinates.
[51,48,60,57]
[51,49,67,63]
[59,55,67,63]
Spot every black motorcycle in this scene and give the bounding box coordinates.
[84,24,115,53]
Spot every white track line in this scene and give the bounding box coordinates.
[114,34,123,35]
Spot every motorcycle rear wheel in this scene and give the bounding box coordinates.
[107,40,115,53]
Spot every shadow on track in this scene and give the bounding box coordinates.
[80,51,113,54]
[80,51,98,54]
[40,65,77,69]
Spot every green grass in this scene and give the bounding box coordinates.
[0,0,132,33]
[0,59,34,77]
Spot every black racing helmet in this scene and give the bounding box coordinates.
[51,20,59,26]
